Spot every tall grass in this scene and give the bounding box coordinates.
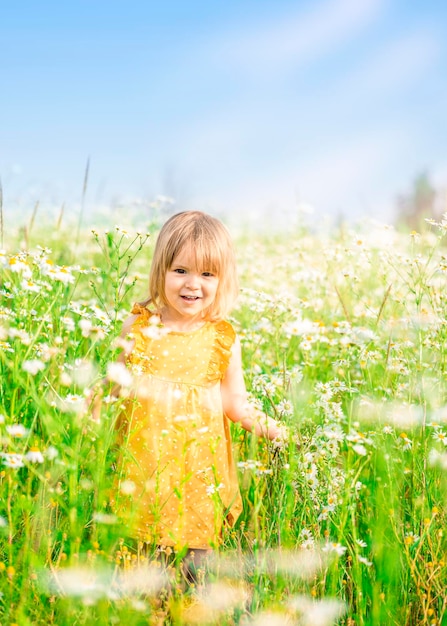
[1,214,447,624]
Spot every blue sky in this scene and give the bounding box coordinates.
[1,0,446,223]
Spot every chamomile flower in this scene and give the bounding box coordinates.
[300,529,315,549]
[399,433,413,451]
[6,424,30,438]
[433,430,447,446]
[322,542,347,557]
[90,305,112,326]
[21,278,41,292]
[2,453,25,468]
[47,265,75,284]
[26,448,45,463]
[8,255,31,276]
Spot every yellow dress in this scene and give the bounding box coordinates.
[117,304,243,550]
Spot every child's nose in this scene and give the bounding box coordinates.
[185,273,200,288]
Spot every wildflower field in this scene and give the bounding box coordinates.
[2,209,447,625]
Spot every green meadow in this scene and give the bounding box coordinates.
[2,209,447,625]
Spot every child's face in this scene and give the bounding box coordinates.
[164,247,219,321]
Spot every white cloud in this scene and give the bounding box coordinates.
[341,29,441,95]
[141,0,445,227]
[217,0,385,74]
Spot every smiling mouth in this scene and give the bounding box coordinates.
[181,295,200,301]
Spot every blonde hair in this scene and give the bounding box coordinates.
[142,211,239,320]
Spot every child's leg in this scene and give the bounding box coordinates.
[182,548,212,587]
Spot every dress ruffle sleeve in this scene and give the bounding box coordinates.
[207,320,236,382]
[130,302,151,321]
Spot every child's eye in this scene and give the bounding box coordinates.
[202,272,215,277]
[173,268,186,274]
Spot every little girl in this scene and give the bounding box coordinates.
[105,211,285,559]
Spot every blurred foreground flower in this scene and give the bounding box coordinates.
[119,479,136,495]
[22,359,46,375]
[43,566,115,603]
[428,448,447,470]
[207,547,329,581]
[44,445,59,460]
[356,397,425,430]
[198,580,249,612]
[250,611,293,626]
[92,512,118,525]
[41,563,167,604]
[107,362,133,388]
[255,547,329,579]
[181,580,250,624]
[142,314,171,340]
[116,564,169,597]
[69,359,98,388]
[289,595,347,626]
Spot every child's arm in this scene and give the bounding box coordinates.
[221,335,287,442]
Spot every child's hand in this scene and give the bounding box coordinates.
[260,415,288,445]
[270,423,289,449]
